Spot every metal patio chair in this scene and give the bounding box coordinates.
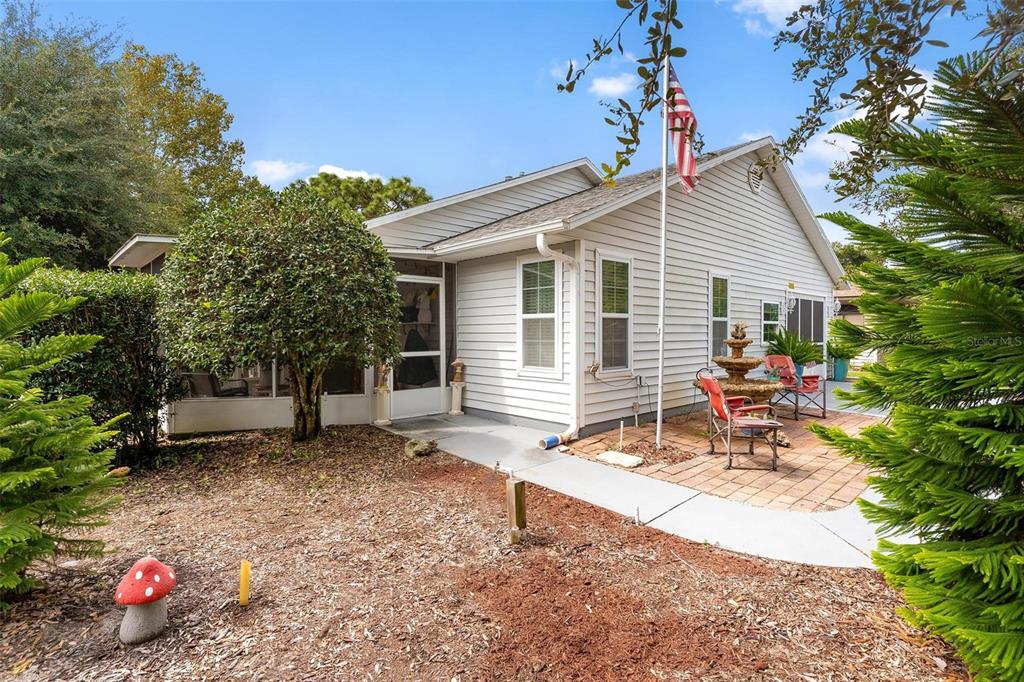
[184,372,249,398]
[765,355,827,420]
[697,369,783,471]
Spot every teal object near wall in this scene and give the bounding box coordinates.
[833,358,849,382]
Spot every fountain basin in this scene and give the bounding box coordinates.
[694,376,784,406]
[712,355,763,384]
[703,322,785,406]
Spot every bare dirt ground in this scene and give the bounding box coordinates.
[1,426,964,681]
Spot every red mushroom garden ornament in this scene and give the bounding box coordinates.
[114,557,176,644]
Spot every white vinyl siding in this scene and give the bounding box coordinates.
[709,273,729,360]
[573,151,836,426]
[370,168,596,249]
[455,248,572,426]
[519,259,558,370]
[597,253,632,373]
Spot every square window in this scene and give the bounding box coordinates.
[523,318,555,368]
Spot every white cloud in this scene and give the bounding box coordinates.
[743,17,771,36]
[739,129,774,142]
[731,0,803,35]
[317,164,383,181]
[800,128,859,165]
[588,72,638,98]
[249,159,311,185]
[549,59,573,79]
[549,51,635,81]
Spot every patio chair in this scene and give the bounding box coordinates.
[185,372,249,398]
[697,369,783,471]
[765,355,826,420]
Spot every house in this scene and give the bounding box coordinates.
[834,285,864,326]
[110,136,843,439]
[833,284,876,367]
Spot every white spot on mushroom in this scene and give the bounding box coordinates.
[169,571,175,580]
[117,592,122,599]
[145,586,154,597]
[154,574,160,583]
[135,570,143,580]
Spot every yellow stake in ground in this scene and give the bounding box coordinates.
[239,560,252,606]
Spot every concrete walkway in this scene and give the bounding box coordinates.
[387,413,905,569]
[831,380,890,418]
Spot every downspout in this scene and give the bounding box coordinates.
[536,233,579,449]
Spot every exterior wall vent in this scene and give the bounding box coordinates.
[747,162,764,195]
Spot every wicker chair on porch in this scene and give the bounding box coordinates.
[697,369,784,471]
[764,355,827,420]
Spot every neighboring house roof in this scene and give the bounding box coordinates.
[426,137,844,283]
[364,157,603,231]
[108,233,178,269]
[834,285,861,300]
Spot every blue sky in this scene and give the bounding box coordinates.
[43,1,982,241]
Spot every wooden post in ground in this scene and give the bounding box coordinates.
[506,478,526,544]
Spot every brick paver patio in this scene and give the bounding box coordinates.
[571,409,881,512]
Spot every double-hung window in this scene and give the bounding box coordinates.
[709,273,730,359]
[519,258,558,371]
[762,300,781,343]
[598,254,631,372]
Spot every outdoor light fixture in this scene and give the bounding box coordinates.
[787,297,798,313]
[832,298,842,315]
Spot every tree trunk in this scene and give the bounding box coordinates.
[289,360,324,442]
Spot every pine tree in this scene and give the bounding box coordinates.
[0,235,121,606]
[812,53,1024,680]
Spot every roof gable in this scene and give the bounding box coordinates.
[429,137,844,283]
[429,138,772,253]
[364,158,602,231]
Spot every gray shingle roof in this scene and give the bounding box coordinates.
[428,139,766,250]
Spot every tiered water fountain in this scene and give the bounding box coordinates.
[711,322,783,404]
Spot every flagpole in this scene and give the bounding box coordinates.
[655,52,669,449]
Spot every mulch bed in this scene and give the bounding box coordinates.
[620,439,696,464]
[0,426,965,680]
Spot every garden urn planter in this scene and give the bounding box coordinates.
[832,358,849,382]
[115,556,176,645]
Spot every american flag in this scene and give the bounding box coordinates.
[667,62,699,193]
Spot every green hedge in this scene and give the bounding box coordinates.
[25,268,182,465]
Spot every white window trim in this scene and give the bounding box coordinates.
[708,271,731,365]
[595,249,634,377]
[760,298,783,348]
[516,254,563,379]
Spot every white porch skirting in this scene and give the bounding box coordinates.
[164,388,453,435]
[165,394,373,435]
